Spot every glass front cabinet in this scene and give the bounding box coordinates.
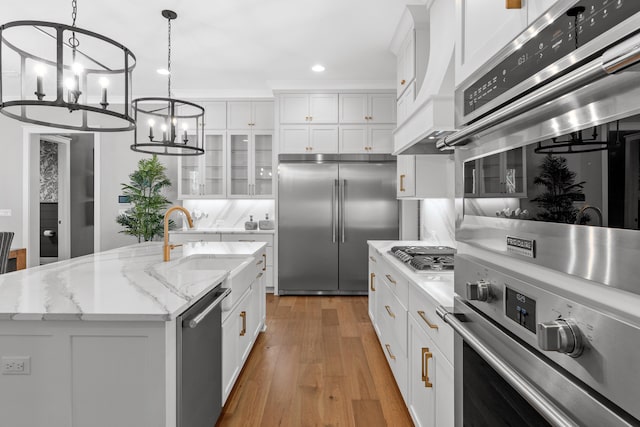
[228,131,274,198]
[178,132,226,199]
[464,146,526,198]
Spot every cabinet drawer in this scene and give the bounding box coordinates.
[220,233,274,246]
[377,280,408,356]
[379,259,409,309]
[408,285,453,364]
[379,328,407,402]
[368,246,380,265]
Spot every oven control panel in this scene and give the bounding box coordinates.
[505,287,536,333]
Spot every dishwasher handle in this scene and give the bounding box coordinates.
[185,287,231,329]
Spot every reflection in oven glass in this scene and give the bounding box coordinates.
[464,115,640,230]
[463,342,551,427]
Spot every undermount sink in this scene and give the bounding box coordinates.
[149,255,257,313]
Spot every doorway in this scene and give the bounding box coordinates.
[22,127,101,267]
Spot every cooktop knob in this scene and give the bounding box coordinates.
[537,318,583,358]
[466,280,490,302]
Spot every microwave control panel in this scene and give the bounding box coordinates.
[463,0,640,117]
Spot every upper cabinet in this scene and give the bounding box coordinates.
[178,131,226,199]
[228,131,274,198]
[339,93,396,124]
[201,101,227,130]
[397,155,454,199]
[455,0,560,87]
[227,101,274,130]
[279,93,338,124]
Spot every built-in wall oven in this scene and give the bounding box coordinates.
[435,1,640,426]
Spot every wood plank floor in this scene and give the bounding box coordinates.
[217,294,414,427]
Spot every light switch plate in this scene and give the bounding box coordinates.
[0,209,12,217]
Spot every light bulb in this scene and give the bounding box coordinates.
[156,69,170,75]
[161,124,168,132]
[172,117,178,125]
[34,63,46,77]
[312,64,325,72]
[148,119,155,127]
[72,62,84,75]
[182,122,189,130]
[65,78,76,90]
[99,77,109,88]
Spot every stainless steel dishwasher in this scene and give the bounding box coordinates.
[177,285,231,427]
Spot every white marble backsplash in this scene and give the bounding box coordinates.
[182,199,275,229]
[420,198,456,247]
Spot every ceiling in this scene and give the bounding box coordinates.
[2,0,409,98]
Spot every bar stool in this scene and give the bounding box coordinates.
[0,232,14,274]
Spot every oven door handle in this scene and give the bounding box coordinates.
[436,304,578,427]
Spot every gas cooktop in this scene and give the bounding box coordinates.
[389,246,456,272]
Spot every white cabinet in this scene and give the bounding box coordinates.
[338,125,394,154]
[178,132,226,199]
[280,125,339,154]
[227,101,274,130]
[201,101,227,130]
[408,315,454,427]
[279,93,338,124]
[221,247,267,404]
[397,155,454,199]
[396,82,415,126]
[228,131,274,198]
[368,247,380,337]
[339,93,396,124]
[397,30,416,97]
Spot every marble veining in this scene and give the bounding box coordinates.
[0,241,265,321]
[182,199,275,229]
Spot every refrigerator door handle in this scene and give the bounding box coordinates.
[340,179,346,243]
[332,180,338,243]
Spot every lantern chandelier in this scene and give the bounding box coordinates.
[0,0,136,131]
[131,10,205,156]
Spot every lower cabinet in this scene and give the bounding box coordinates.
[408,314,454,427]
[221,273,266,404]
[368,247,380,337]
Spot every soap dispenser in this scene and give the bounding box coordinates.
[259,213,274,230]
[244,215,258,230]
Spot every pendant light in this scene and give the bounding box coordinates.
[0,0,136,131]
[131,10,204,156]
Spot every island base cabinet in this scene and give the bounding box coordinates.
[408,314,454,427]
[221,278,265,404]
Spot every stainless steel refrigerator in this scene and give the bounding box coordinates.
[278,154,399,294]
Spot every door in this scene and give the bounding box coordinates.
[338,162,398,292]
[278,162,339,292]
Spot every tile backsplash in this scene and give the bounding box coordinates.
[182,199,275,229]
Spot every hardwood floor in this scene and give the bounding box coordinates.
[217,294,414,427]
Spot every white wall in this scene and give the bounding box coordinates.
[0,108,179,253]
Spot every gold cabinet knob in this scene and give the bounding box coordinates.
[400,79,406,85]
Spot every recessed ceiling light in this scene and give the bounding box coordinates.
[312,64,325,73]
[157,68,171,75]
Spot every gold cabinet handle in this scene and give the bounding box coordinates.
[309,116,313,121]
[417,310,439,330]
[385,305,395,318]
[370,272,376,291]
[385,344,396,360]
[256,272,263,279]
[385,274,397,285]
[400,174,406,192]
[422,347,433,388]
[369,255,376,263]
[240,311,247,336]
[239,239,256,242]
[262,253,267,271]
[400,79,406,85]
[256,259,264,265]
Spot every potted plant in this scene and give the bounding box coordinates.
[116,155,173,242]
[531,154,586,224]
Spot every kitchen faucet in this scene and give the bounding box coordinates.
[163,206,194,261]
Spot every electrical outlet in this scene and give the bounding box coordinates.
[1,356,31,375]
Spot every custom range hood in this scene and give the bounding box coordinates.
[391,0,455,155]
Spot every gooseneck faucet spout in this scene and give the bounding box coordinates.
[163,206,194,262]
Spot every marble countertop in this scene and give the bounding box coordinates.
[171,228,275,234]
[0,241,266,322]
[367,240,454,308]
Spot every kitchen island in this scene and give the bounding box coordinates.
[0,241,267,427]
